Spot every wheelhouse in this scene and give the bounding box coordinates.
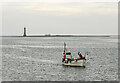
[66,52,72,59]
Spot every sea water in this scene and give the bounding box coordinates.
[1,36,118,81]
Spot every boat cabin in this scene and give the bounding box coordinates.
[65,52,72,59]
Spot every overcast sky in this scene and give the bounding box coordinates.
[2,1,118,36]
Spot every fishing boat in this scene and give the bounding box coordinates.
[62,42,87,67]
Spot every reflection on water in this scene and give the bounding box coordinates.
[1,36,118,81]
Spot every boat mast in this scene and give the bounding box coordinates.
[64,42,66,54]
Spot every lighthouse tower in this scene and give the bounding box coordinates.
[23,27,27,37]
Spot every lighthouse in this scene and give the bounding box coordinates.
[23,27,27,37]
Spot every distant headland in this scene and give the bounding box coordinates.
[2,27,110,37]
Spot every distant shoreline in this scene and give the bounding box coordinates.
[1,35,111,37]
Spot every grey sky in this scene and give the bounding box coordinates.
[2,2,118,36]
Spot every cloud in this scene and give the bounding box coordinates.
[3,2,117,16]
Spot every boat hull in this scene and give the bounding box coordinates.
[62,59,86,67]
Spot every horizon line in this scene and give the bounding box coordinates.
[0,34,119,36]
[0,34,117,37]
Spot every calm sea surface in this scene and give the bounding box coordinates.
[1,36,118,81]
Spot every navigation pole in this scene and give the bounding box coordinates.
[23,27,27,37]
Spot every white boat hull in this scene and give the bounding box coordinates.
[62,59,86,67]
